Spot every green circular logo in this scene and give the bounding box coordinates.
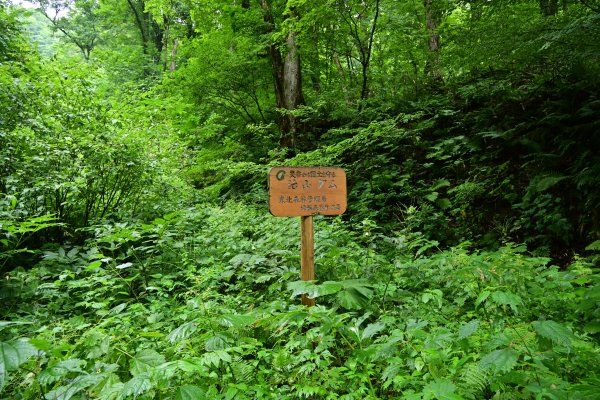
[276,170,286,181]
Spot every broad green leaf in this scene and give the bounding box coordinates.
[130,349,165,376]
[66,247,78,258]
[458,320,479,340]
[422,289,443,308]
[119,373,152,399]
[165,359,204,373]
[479,348,519,373]
[0,321,32,331]
[272,309,309,334]
[138,331,164,338]
[583,285,600,302]
[415,240,440,257]
[318,281,347,296]
[361,321,385,341]
[201,350,231,368]
[27,338,53,352]
[175,384,205,400]
[534,175,568,192]
[335,280,374,310]
[85,260,103,271]
[92,373,121,398]
[108,303,127,315]
[38,358,86,385]
[287,280,319,298]
[205,333,231,351]
[423,379,463,400]
[337,287,372,309]
[287,280,342,299]
[0,340,37,388]
[220,313,257,328]
[287,279,373,302]
[46,374,103,400]
[532,320,575,349]
[256,274,275,283]
[82,330,110,359]
[475,290,490,308]
[167,321,199,343]
[154,358,206,376]
[491,291,522,313]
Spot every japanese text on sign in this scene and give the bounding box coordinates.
[268,167,347,217]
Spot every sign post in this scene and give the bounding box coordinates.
[269,166,347,306]
[300,215,315,306]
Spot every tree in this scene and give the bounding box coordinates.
[143,0,197,71]
[125,0,164,71]
[36,0,101,60]
[333,0,381,110]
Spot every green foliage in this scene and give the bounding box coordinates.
[1,203,600,399]
[0,211,61,275]
[287,279,375,310]
[0,339,37,389]
[1,43,194,273]
[0,2,27,63]
[2,0,600,398]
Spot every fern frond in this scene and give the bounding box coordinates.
[230,358,254,384]
[459,363,489,398]
[528,173,569,194]
[296,384,327,398]
[573,151,600,188]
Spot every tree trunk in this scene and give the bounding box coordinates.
[424,0,443,84]
[261,0,286,125]
[333,51,349,102]
[360,0,380,110]
[261,0,304,149]
[170,39,178,71]
[282,29,304,148]
[163,14,169,71]
[540,0,560,15]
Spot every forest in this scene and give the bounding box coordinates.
[1,0,600,398]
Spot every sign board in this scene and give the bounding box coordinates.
[268,166,347,217]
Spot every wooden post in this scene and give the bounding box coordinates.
[300,215,316,306]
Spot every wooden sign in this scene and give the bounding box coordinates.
[268,166,347,217]
[268,166,346,306]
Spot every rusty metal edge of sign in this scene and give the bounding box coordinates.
[268,166,347,217]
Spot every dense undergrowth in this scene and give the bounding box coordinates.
[2,203,600,399]
[3,1,600,398]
